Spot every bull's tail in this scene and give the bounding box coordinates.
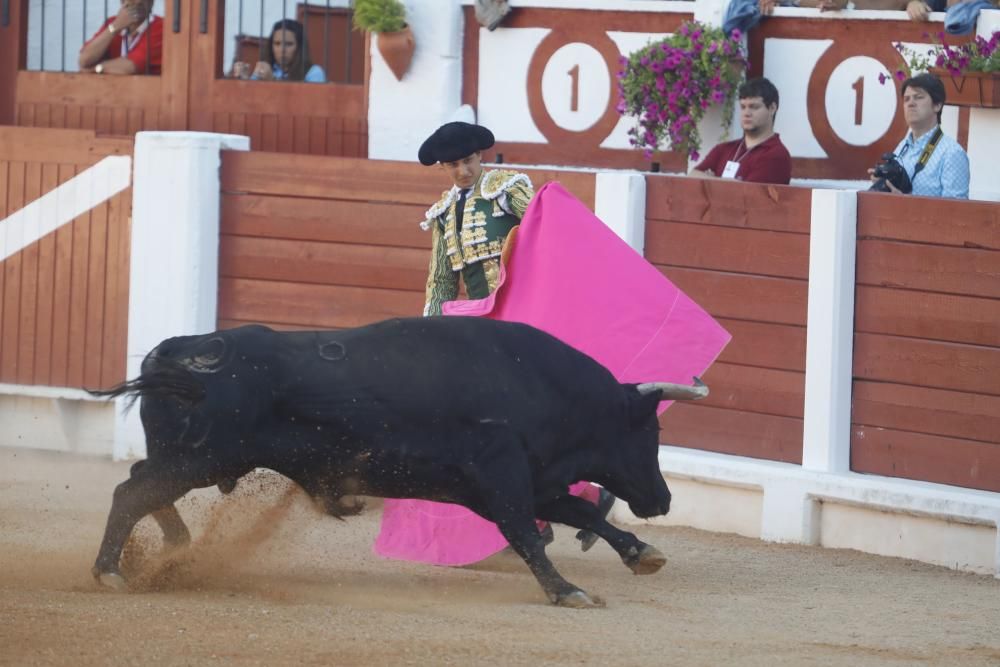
[88,358,205,409]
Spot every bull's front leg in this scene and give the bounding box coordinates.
[467,441,604,609]
[536,496,667,575]
[92,463,198,590]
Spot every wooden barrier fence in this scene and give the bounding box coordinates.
[0,127,132,390]
[217,152,595,330]
[851,193,1000,492]
[645,176,813,464]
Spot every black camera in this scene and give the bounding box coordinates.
[868,152,912,193]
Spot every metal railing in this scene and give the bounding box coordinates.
[225,0,362,84]
[25,0,166,72]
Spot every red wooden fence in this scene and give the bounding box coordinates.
[0,126,133,389]
[217,151,595,330]
[852,192,1000,492]
[645,176,813,463]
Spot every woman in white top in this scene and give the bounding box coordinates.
[232,19,326,83]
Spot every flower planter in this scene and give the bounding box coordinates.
[929,69,1000,109]
[377,25,415,81]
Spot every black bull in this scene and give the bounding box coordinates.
[91,317,708,607]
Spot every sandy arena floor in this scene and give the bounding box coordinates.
[1,447,999,667]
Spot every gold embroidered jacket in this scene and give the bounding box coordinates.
[421,169,534,316]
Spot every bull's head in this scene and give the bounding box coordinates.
[598,378,709,519]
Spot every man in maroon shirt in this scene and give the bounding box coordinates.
[78,0,163,75]
[690,77,792,185]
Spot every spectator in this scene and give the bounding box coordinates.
[690,77,792,185]
[78,0,162,75]
[231,19,326,83]
[870,73,969,198]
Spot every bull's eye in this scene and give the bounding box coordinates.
[184,337,227,373]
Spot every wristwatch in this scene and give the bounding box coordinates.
[96,63,104,74]
[108,24,117,36]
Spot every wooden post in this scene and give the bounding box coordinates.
[0,0,28,126]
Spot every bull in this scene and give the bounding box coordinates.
[91,316,708,607]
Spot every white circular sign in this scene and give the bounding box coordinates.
[824,56,897,147]
[540,43,610,133]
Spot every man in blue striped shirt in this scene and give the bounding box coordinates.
[873,73,970,199]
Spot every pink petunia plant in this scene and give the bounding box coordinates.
[616,21,747,160]
[880,30,1000,85]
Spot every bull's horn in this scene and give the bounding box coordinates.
[636,377,708,400]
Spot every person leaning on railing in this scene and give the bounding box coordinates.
[78,0,163,75]
[231,19,327,83]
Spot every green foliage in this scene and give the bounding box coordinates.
[352,0,407,34]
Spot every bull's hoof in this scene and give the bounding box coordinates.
[92,567,128,591]
[575,528,599,552]
[623,544,667,575]
[553,590,606,609]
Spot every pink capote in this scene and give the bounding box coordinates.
[374,183,731,566]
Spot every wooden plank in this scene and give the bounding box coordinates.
[277,114,295,154]
[293,116,311,155]
[109,190,132,385]
[858,191,1000,250]
[95,106,113,135]
[261,115,278,152]
[213,111,231,135]
[309,117,327,155]
[208,78,365,118]
[659,403,803,464]
[33,163,60,385]
[645,221,809,279]
[656,266,808,326]
[111,106,128,135]
[852,380,1000,445]
[221,151,465,204]
[855,285,1000,347]
[65,210,91,388]
[851,426,1000,493]
[326,117,344,156]
[49,164,77,387]
[716,319,806,372]
[83,201,109,389]
[853,333,1000,396]
[49,104,66,129]
[697,362,805,419]
[2,161,27,383]
[646,175,812,234]
[856,240,1000,299]
[16,71,161,110]
[15,162,41,384]
[217,278,424,330]
[217,318,323,332]
[219,236,428,292]
[100,190,126,388]
[0,127,132,164]
[221,194,430,248]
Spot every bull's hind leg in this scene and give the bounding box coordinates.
[536,496,667,575]
[92,464,197,590]
[466,439,604,608]
[151,505,191,550]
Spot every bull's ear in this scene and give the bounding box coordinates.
[627,386,662,426]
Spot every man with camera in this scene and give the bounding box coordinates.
[869,73,969,198]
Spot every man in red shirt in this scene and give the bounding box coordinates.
[691,77,792,185]
[78,0,163,75]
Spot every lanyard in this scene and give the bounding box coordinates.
[119,18,149,57]
[902,127,943,179]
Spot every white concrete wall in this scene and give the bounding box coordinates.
[367,0,465,161]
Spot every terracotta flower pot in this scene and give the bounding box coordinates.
[377,25,415,81]
[929,68,1000,109]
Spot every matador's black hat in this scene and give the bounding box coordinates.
[418,122,495,166]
